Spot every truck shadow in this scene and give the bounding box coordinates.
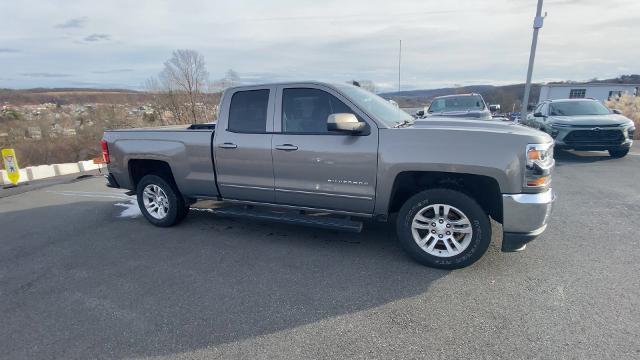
[0,200,454,359]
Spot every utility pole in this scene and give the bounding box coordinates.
[398,40,402,93]
[521,0,546,116]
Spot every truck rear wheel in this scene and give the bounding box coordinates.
[396,189,491,269]
[137,174,189,227]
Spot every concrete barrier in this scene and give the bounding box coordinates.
[53,163,81,176]
[77,160,101,172]
[26,165,56,180]
[1,168,30,184]
[1,160,104,185]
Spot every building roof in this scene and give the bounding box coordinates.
[543,83,640,88]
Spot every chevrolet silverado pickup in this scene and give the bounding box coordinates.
[102,82,555,269]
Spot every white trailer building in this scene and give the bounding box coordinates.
[539,83,640,103]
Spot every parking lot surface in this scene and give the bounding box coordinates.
[1,146,639,359]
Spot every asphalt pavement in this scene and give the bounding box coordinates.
[1,146,639,359]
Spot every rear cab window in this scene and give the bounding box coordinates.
[228,89,270,133]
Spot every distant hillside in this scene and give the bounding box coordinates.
[381,83,540,112]
[0,88,153,106]
[549,74,640,85]
[381,74,640,112]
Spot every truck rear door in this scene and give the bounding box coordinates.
[213,85,276,203]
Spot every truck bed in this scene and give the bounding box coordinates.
[106,123,216,132]
[103,125,218,198]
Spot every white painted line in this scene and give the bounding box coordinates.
[47,190,129,200]
[50,190,126,196]
[47,190,143,218]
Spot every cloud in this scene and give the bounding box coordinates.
[21,72,72,78]
[54,16,88,29]
[83,33,111,42]
[1,0,639,89]
[92,68,134,74]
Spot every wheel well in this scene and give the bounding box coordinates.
[388,171,503,223]
[128,159,177,189]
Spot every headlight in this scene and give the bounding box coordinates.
[627,125,635,139]
[525,143,554,189]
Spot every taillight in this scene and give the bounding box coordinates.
[101,140,110,164]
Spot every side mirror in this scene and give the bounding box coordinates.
[416,110,425,117]
[327,113,368,134]
[612,109,622,115]
[533,112,544,117]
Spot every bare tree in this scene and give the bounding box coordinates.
[211,69,241,92]
[358,80,377,93]
[224,69,240,87]
[350,80,377,93]
[147,49,210,124]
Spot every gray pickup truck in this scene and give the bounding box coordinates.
[418,93,493,120]
[102,82,555,269]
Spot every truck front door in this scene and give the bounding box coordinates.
[271,85,378,214]
[214,86,276,203]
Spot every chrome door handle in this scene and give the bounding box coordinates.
[219,142,238,149]
[275,144,298,151]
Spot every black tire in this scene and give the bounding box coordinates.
[136,174,188,227]
[608,147,630,158]
[396,188,491,269]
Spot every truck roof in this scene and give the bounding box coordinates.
[432,93,482,99]
[224,81,341,91]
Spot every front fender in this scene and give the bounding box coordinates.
[373,127,536,215]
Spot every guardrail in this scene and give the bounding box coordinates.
[1,161,105,185]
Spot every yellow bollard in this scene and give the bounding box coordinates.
[2,148,21,185]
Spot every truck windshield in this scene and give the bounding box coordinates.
[549,101,611,116]
[428,95,485,113]
[334,84,413,127]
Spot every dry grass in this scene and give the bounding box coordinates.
[606,94,640,139]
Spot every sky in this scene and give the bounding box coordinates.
[0,0,638,92]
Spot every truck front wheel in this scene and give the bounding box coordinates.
[136,174,189,227]
[396,189,491,269]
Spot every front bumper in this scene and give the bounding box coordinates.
[548,125,633,150]
[501,188,555,252]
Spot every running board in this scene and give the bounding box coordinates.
[212,206,363,233]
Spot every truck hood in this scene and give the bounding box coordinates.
[426,110,491,120]
[411,117,549,139]
[548,114,632,126]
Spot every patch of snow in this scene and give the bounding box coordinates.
[190,207,216,214]
[115,198,142,218]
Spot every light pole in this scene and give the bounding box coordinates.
[521,0,546,116]
[398,40,402,93]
